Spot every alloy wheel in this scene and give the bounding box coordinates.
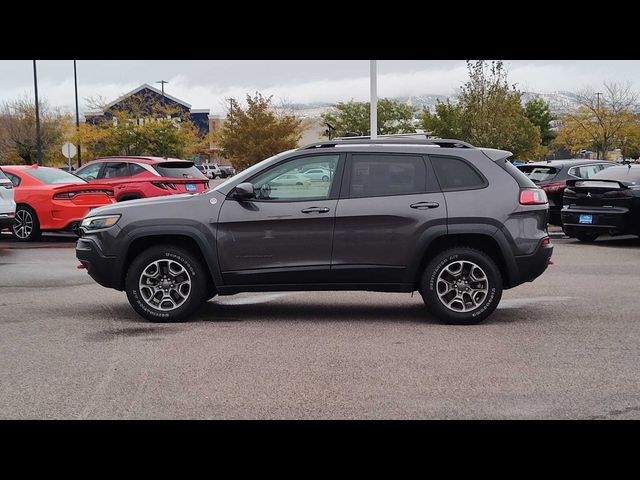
[138,259,192,311]
[13,209,33,240]
[436,260,489,312]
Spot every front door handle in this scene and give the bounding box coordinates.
[410,201,439,209]
[301,207,330,214]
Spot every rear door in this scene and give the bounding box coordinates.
[330,152,446,284]
[217,153,343,285]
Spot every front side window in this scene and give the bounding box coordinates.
[431,156,486,191]
[348,154,426,198]
[251,155,340,201]
[76,162,102,181]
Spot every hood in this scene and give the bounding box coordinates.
[86,192,200,217]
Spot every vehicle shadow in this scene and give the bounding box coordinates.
[563,235,640,249]
[81,294,544,327]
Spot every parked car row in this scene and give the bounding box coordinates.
[0,157,214,241]
[195,163,236,179]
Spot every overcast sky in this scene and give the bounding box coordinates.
[1,60,639,115]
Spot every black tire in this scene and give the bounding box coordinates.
[322,175,329,182]
[125,244,208,322]
[575,231,599,242]
[12,205,41,242]
[419,247,503,325]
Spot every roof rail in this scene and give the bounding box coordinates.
[301,138,475,150]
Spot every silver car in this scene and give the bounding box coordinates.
[0,167,16,231]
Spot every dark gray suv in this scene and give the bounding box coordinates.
[76,138,553,325]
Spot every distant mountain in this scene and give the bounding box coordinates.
[289,91,579,118]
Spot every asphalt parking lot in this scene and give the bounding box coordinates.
[1,231,639,419]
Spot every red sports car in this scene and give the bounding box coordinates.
[1,165,115,241]
[74,156,209,202]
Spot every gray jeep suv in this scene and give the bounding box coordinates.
[76,138,553,325]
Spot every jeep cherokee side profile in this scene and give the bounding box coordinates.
[76,138,553,325]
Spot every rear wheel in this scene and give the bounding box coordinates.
[575,231,599,242]
[419,247,503,325]
[12,205,41,242]
[125,245,208,322]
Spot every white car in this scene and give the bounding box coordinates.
[302,168,332,182]
[270,173,311,187]
[0,167,16,231]
[196,163,222,179]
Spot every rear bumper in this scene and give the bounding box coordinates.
[76,236,119,289]
[561,206,631,234]
[510,240,554,287]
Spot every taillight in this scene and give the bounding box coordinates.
[540,181,566,193]
[519,189,548,205]
[152,182,177,190]
[53,189,112,200]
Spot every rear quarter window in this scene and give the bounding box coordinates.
[517,165,559,182]
[0,168,9,180]
[430,155,487,191]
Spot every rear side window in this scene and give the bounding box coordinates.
[431,156,486,191]
[348,154,426,198]
[129,164,147,176]
[103,162,130,179]
[517,165,559,182]
[0,168,9,181]
[24,168,86,185]
[153,162,207,179]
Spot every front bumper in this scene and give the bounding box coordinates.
[76,236,119,289]
[0,213,14,229]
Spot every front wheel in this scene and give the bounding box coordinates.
[125,245,208,322]
[419,247,503,325]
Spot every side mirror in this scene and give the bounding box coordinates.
[233,182,255,200]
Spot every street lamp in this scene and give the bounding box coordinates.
[74,60,81,168]
[33,60,43,166]
[370,60,377,139]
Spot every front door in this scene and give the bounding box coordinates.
[217,154,343,286]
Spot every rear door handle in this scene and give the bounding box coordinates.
[410,201,439,209]
[301,207,330,214]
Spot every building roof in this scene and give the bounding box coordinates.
[104,83,192,110]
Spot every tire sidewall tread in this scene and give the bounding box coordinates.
[420,247,503,325]
[125,244,207,322]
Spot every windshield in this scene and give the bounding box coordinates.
[152,162,207,179]
[209,150,295,193]
[516,165,559,183]
[24,168,86,185]
[593,166,640,184]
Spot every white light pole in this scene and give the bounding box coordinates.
[370,60,377,139]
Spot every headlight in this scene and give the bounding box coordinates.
[81,215,121,231]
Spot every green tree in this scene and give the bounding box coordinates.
[421,60,543,161]
[72,98,210,161]
[553,82,639,159]
[321,98,417,138]
[0,95,71,166]
[215,92,305,171]
[524,97,556,146]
